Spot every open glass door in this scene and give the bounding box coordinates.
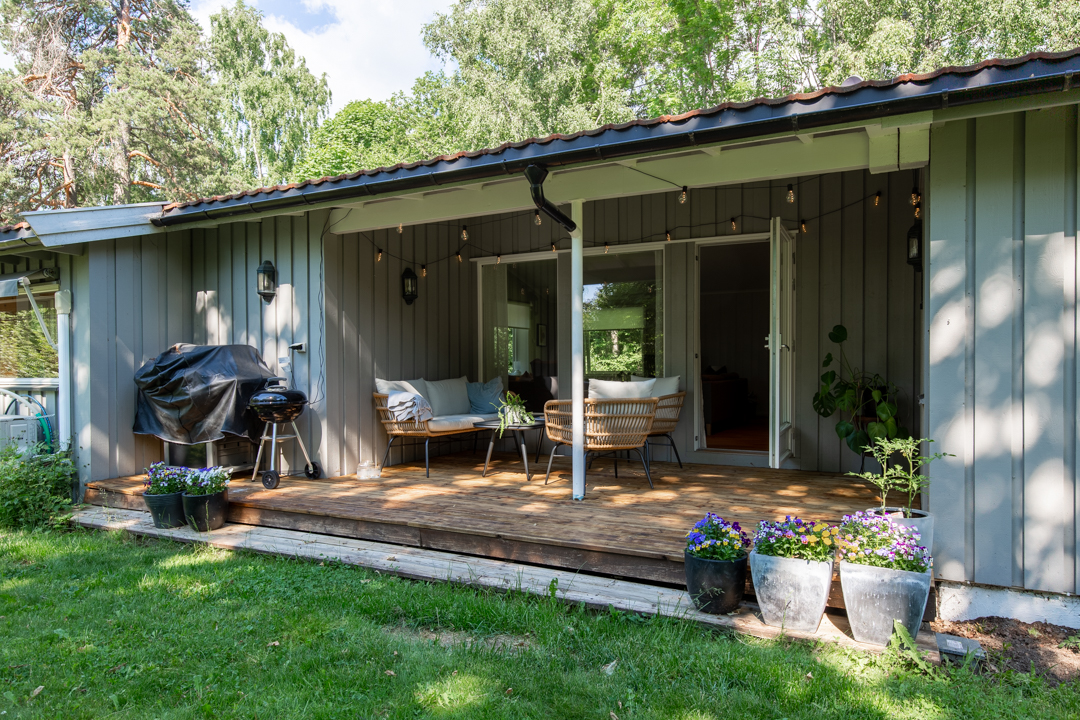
[768,218,795,467]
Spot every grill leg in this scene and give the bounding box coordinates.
[633,447,653,489]
[291,421,314,466]
[381,435,397,470]
[425,437,430,478]
[269,423,279,472]
[251,429,268,482]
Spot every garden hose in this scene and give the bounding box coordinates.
[26,396,54,452]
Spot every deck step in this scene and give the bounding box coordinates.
[70,505,940,661]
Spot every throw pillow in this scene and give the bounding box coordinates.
[631,375,681,396]
[467,377,503,414]
[588,378,657,399]
[375,377,428,400]
[425,376,472,417]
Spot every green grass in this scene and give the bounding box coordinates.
[0,529,1076,719]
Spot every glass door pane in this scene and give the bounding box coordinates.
[582,250,663,381]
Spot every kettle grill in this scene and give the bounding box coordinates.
[248,375,320,489]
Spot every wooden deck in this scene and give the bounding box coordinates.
[86,451,922,612]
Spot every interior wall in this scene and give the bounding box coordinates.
[927,107,1080,596]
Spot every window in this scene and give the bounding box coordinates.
[583,250,663,381]
[0,284,58,379]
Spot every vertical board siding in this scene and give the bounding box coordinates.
[928,108,1080,595]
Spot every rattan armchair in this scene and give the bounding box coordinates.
[645,392,686,468]
[542,397,659,493]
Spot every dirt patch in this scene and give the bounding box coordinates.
[384,626,532,654]
[930,616,1080,686]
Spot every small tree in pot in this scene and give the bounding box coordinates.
[836,511,933,646]
[143,462,188,529]
[182,466,231,532]
[848,436,950,552]
[749,516,838,633]
[684,514,751,614]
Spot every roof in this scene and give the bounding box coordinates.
[120,48,1080,225]
[0,222,36,244]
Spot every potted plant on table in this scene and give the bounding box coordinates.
[493,391,533,438]
[749,516,838,632]
[836,511,933,646]
[142,462,188,529]
[684,514,751,614]
[182,466,231,532]
[848,436,950,553]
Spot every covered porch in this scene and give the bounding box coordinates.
[85,452,921,611]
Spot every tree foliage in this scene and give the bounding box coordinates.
[210,0,330,187]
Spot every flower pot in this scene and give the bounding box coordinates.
[867,508,935,554]
[143,491,185,529]
[684,551,747,614]
[181,490,228,532]
[839,561,932,646]
[748,550,833,633]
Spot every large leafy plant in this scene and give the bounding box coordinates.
[812,324,907,454]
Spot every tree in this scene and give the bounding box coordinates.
[210,1,330,188]
[0,0,229,217]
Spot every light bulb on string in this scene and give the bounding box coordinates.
[787,184,795,203]
[914,205,921,219]
[422,265,427,277]
[730,217,737,231]
[679,186,688,204]
[377,248,382,262]
[551,243,557,252]
[461,225,468,241]
[801,220,807,234]
[397,223,403,234]
[456,251,462,263]
[874,192,881,207]
[535,210,542,226]
[911,187,920,206]
[496,254,501,265]
[665,231,671,242]
[605,243,609,253]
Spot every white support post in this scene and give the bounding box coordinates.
[570,200,585,500]
[55,289,72,451]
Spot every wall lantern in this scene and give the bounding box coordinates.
[906,221,923,270]
[256,260,277,302]
[402,267,419,305]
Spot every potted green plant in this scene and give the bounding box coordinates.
[848,436,950,553]
[812,325,907,455]
[181,466,231,532]
[684,514,751,614]
[142,462,188,529]
[837,511,933,646]
[749,516,837,632]
[493,391,533,437]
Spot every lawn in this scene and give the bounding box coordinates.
[1,529,1076,719]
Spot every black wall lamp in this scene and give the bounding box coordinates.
[907,220,923,270]
[257,260,277,302]
[402,267,418,305]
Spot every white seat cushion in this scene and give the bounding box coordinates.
[376,377,428,400]
[588,378,657,399]
[425,376,472,417]
[427,413,498,433]
[632,375,680,396]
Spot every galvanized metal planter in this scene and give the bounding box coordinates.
[839,561,932,646]
[684,551,746,614]
[748,550,833,633]
[182,490,228,532]
[143,491,185,529]
[867,508,935,554]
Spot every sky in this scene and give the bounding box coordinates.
[0,0,455,114]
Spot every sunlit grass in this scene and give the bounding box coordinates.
[0,528,1076,719]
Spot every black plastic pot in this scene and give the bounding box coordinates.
[182,490,228,532]
[684,551,747,614]
[143,491,186,529]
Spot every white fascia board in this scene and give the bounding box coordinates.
[23,202,166,248]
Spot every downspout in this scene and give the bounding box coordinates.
[55,290,71,451]
[523,165,577,233]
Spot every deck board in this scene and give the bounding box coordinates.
[86,452,918,595]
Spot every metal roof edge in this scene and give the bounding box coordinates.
[24,203,166,247]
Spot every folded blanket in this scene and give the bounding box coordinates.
[387,391,433,422]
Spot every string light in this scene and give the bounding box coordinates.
[461,225,468,241]
[666,231,671,242]
[787,184,795,203]
[604,243,609,253]
[551,243,557,252]
[456,251,462,262]
[910,187,920,206]
[377,248,382,262]
[422,265,427,277]
[874,192,881,207]
[730,217,737,231]
[534,210,542,226]
[914,205,921,219]
[496,254,501,264]
[801,220,807,234]
[398,223,403,234]
[679,186,688,204]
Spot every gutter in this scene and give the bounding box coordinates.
[524,165,576,233]
[153,58,1080,228]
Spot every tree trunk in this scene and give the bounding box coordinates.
[62,150,77,208]
[112,0,132,205]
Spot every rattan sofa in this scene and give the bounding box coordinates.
[373,393,496,477]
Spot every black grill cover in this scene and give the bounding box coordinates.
[133,344,275,444]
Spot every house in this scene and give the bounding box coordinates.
[6,49,1080,627]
